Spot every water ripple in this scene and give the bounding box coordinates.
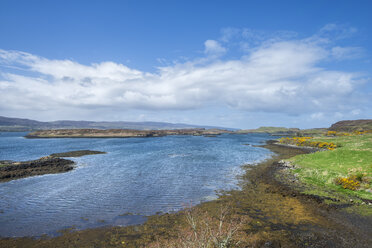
[0,133,274,237]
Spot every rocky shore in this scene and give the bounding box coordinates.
[0,150,105,183]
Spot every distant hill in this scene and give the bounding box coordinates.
[236,126,300,135]
[329,119,372,132]
[236,126,328,136]
[0,116,234,131]
[25,128,232,138]
[236,120,372,136]
[238,120,372,135]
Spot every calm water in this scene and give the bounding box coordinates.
[0,132,274,237]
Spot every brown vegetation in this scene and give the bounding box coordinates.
[148,206,248,248]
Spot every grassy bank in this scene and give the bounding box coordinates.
[281,133,372,208]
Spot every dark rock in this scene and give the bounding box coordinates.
[50,150,106,157]
[0,157,74,183]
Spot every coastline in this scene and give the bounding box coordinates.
[1,140,371,247]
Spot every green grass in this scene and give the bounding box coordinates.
[297,128,328,136]
[237,126,300,134]
[287,133,372,201]
[254,126,297,132]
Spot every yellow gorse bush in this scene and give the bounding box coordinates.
[279,137,336,150]
[334,176,361,191]
[326,131,337,136]
[326,130,372,136]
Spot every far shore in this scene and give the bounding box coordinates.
[24,128,233,139]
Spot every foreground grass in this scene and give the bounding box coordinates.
[286,133,372,203]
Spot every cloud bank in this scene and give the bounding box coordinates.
[0,25,369,125]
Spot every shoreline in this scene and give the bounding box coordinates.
[1,140,371,247]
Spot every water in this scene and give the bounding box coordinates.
[0,132,274,237]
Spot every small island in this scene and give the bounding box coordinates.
[50,150,106,157]
[0,150,106,182]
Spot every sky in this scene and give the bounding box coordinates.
[0,0,371,129]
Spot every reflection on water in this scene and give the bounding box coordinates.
[0,132,273,237]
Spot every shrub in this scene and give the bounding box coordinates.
[327,131,337,136]
[326,130,372,136]
[279,137,336,150]
[335,176,361,191]
[148,206,248,248]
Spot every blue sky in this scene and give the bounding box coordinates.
[0,0,371,129]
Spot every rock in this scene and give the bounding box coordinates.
[278,160,296,169]
[0,150,108,183]
[260,240,281,248]
[0,157,75,183]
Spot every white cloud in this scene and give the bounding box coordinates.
[220,27,240,42]
[0,26,370,124]
[319,23,357,40]
[331,46,363,60]
[204,40,227,56]
[351,109,361,115]
[311,112,325,120]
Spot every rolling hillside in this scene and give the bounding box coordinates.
[329,119,372,132]
[0,116,231,131]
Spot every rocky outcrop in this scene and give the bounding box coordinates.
[50,150,106,157]
[0,157,74,182]
[0,150,107,182]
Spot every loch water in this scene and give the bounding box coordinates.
[0,132,275,237]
